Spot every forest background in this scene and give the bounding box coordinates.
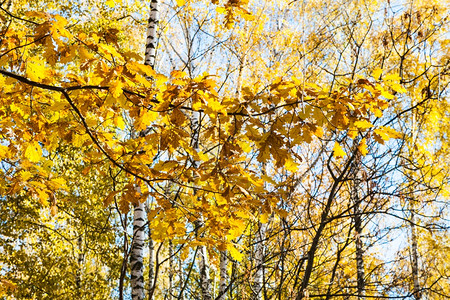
[0,0,449,299]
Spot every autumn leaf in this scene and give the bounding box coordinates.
[0,145,9,159]
[372,68,383,80]
[105,0,116,8]
[284,157,299,172]
[26,60,49,81]
[227,243,244,262]
[110,80,124,98]
[104,191,120,207]
[354,120,373,130]
[358,138,369,156]
[24,142,43,162]
[332,142,346,159]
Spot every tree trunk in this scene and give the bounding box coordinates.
[76,233,84,294]
[131,1,159,299]
[218,250,228,300]
[409,110,421,300]
[252,221,266,300]
[353,186,365,299]
[410,201,421,300]
[168,240,174,300]
[131,201,146,300]
[198,241,213,300]
[144,0,159,69]
[351,156,365,299]
[148,227,155,299]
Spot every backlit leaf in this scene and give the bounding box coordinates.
[333,142,346,158]
[24,142,42,162]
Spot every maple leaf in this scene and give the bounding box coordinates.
[227,243,244,262]
[333,142,346,159]
[24,142,43,163]
[354,120,373,130]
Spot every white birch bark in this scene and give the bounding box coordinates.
[130,1,159,299]
[218,250,228,300]
[131,201,146,300]
[198,241,213,300]
[145,0,159,69]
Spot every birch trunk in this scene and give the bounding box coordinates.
[130,1,159,299]
[198,240,213,300]
[131,201,146,300]
[218,250,228,300]
[144,0,159,69]
[144,4,159,293]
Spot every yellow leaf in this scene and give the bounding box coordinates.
[0,144,9,159]
[50,100,68,111]
[105,0,115,8]
[372,68,382,80]
[237,140,252,153]
[25,141,42,162]
[136,110,158,130]
[110,80,124,98]
[34,188,49,206]
[114,115,126,129]
[390,82,407,93]
[277,209,288,218]
[358,138,368,156]
[284,157,299,172]
[227,219,245,239]
[79,47,94,60]
[260,213,269,224]
[19,171,33,181]
[26,60,48,81]
[374,126,402,140]
[227,243,244,262]
[216,194,227,206]
[176,0,186,6]
[0,278,16,295]
[131,62,156,78]
[333,142,346,158]
[354,120,373,130]
[384,73,401,82]
[381,89,395,100]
